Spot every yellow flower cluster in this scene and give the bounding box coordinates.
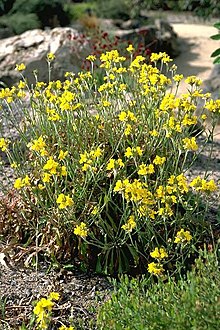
[150,247,168,259]
[182,137,198,151]
[150,52,172,63]
[14,175,31,189]
[138,163,155,175]
[121,215,136,232]
[15,63,26,71]
[190,176,218,193]
[0,138,9,151]
[106,158,124,171]
[118,110,137,122]
[79,147,102,171]
[74,222,88,238]
[28,136,48,156]
[124,146,143,158]
[148,262,165,276]
[174,229,192,244]
[100,49,126,69]
[56,193,74,209]
[33,292,59,329]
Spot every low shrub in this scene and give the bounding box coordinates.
[97,248,220,330]
[0,12,40,35]
[0,49,219,276]
[64,2,98,22]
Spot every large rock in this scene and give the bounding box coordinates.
[0,27,91,87]
[114,19,180,58]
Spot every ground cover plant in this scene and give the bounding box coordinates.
[97,247,220,330]
[0,48,219,277]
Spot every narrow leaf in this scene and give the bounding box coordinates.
[210,34,220,40]
[213,56,220,64]
[214,22,220,29]
[211,48,220,57]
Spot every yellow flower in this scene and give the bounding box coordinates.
[119,111,127,121]
[0,138,9,151]
[49,292,60,301]
[18,80,26,89]
[14,178,23,189]
[91,205,99,215]
[124,124,132,136]
[125,147,133,158]
[92,147,102,158]
[150,247,168,259]
[138,163,155,176]
[43,157,59,175]
[61,165,67,176]
[79,152,88,164]
[102,100,111,107]
[190,176,218,193]
[58,150,68,160]
[148,262,164,276]
[28,136,47,153]
[138,163,148,175]
[135,146,143,156]
[74,222,88,238]
[59,326,75,330]
[114,180,124,192]
[47,52,55,61]
[174,229,192,244]
[11,162,18,169]
[15,63,26,71]
[182,137,198,151]
[42,172,51,183]
[153,155,166,165]
[56,193,74,209]
[86,54,96,62]
[38,184,45,190]
[82,163,90,171]
[126,44,134,53]
[121,215,136,232]
[117,158,124,168]
[34,297,54,315]
[150,52,172,63]
[106,158,115,171]
[22,175,31,186]
[185,75,202,86]
[173,74,184,82]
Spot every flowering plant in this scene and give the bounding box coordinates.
[0,49,219,275]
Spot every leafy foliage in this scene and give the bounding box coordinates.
[0,12,40,35]
[97,248,220,330]
[211,22,220,64]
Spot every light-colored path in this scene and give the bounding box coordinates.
[170,22,220,139]
[171,23,217,94]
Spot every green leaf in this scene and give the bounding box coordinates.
[213,56,220,64]
[210,34,220,40]
[211,48,220,57]
[214,22,220,29]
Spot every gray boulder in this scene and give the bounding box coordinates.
[114,19,180,58]
[0,27,91,87]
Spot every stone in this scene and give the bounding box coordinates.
[114,19,180,58]
[0,27,91,87]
